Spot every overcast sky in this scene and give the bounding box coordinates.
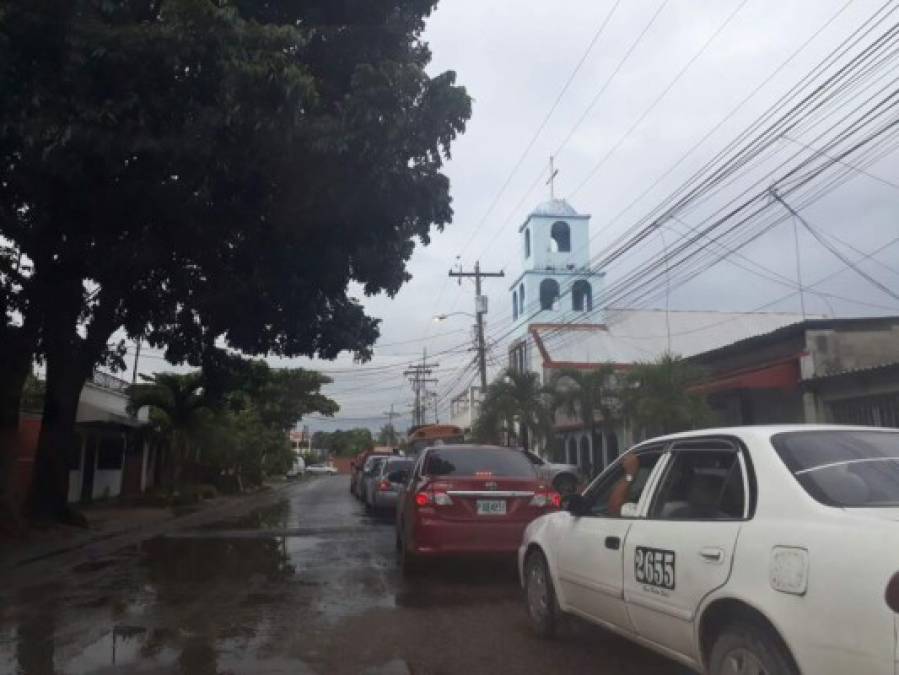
[134,0,899,434]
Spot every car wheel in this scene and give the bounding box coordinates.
[524,550,561,639]
[554,474,577,496]
[709,621,798,675]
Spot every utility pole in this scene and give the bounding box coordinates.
[131,336,142,385]
[449,260,504,391]
[382,404,401,444]
[404,349,438,428]
[770,189,807,320]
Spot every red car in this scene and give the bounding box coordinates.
[396,445,560,573]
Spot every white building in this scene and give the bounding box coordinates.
[502,197,806,475]
[67,371,152,503]
[449,385,481,435]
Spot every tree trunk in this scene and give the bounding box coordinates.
[0,344,32,535]
[28,352,89,524]
[520,424,529,451]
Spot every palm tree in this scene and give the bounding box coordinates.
[551,365,617,471]
[128,372,212,486]
[473,369,554,451]
[622,353,715,438]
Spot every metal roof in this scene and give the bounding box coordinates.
[689,315,899,363]
[534,308,811,365]
[803,360,899,384]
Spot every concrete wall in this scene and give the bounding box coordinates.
[806,321,899,377]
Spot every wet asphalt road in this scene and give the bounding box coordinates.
[0,476,691,675]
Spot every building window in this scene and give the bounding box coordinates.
[519,283,525,315]
[550,221,571,252]
[512,289,519,320]
[509,343,527,373]
[572,280,592,311]
[579,435,591,472]
[539,278,560,310]
[96,434,124,470]
[524,228,531,258]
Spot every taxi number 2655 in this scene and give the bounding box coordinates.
[635,546,676,590]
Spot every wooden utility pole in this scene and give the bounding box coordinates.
[404,349,438,428]
[382,404,402,444]
[449,261,504,391]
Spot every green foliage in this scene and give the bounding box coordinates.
[311,428,374,457]
[550,365,618,432]
[622,353,716,438]
[473,369,554,450]
[19,373,45,413]
[0,0,469,516]
[130,358,337,488]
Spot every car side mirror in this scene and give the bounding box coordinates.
[564,494,589,517]
[620,502,639,518]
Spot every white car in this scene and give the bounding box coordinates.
[305,463,338,476]
[285,456,305,479]
[519,425,899,675]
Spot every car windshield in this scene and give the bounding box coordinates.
[424,448,536,478]
[772,430,899,507]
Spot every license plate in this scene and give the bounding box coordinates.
[476,499,506,515]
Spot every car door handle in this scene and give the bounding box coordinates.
[605,536,620,550]
[699,547,724,563]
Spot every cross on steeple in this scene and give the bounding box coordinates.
[546,155,559,200]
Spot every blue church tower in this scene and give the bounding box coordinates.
[508,196,603,333]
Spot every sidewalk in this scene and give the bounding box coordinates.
[0,479,300,573]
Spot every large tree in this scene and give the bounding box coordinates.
[0,0,470,520]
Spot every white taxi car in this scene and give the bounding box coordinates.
[519,425,899,675]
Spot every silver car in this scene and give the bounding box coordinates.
[359,455,389,508]
[523,450,582,495]
[365,456,413,511]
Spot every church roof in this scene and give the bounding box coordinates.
[527,308,814,366]
[530,198,580,218]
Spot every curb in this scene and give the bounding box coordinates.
[0,479,304,572]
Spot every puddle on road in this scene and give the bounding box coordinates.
[0,483,527,675]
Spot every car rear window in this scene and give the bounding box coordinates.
[423,448,535,478]
[385,459,412,472]
[771,430,899,507]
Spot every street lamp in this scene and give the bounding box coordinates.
[433,311,475,322]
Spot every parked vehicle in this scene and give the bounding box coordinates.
[365,457,414,512]
[522,450,582,495]
[285,456,306,480]
[396,444,560,574]
[519,425,899,675]
[305,463,338,476]
[351,449,392,498]
[358,455,389,507]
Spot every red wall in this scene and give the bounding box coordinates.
[11,416,41,507]
[331,457,353,475]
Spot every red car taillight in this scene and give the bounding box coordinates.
[378,480,391,492]
[529,490,562,509]
[886,572,899,613]
[414,490,452,507]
